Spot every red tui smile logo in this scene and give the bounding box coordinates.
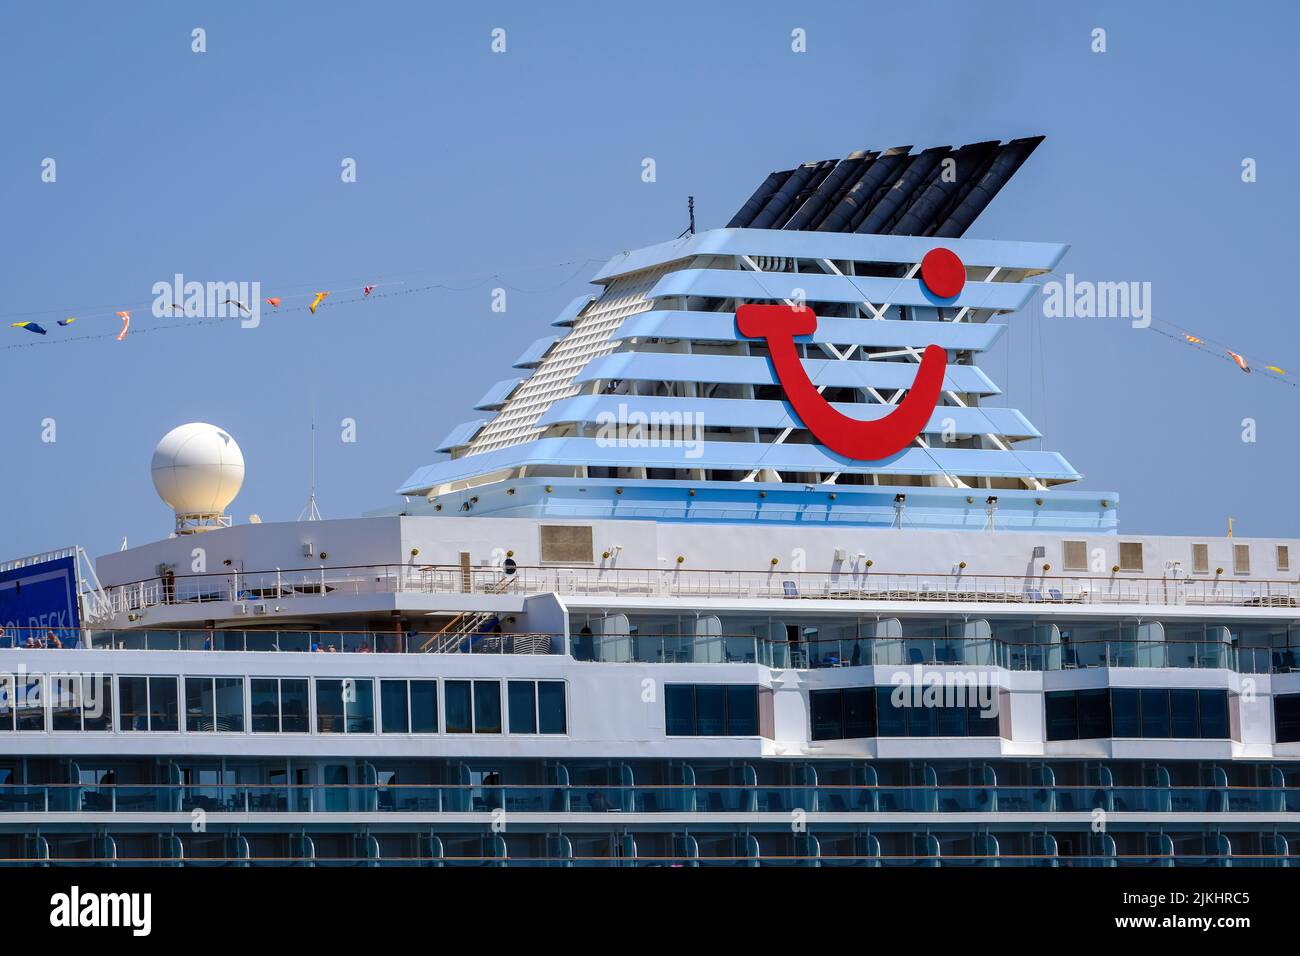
[735,248,963,461]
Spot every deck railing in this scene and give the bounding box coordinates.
[2,781,1297,815]
[102,562,1300,615]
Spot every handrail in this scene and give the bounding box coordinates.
[100,560,1300,616]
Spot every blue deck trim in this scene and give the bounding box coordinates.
[513,335,559,369]
[648,269,1035,312]
[473,377,523,411]
[400,477,1118,533]
[574,352,1000,394]
[613,311,1005,350]
[433,419,488,453]
[397,437,1079,494]
[535,395,1040,438]
[593,229,1069,283]
[551,294,596,327]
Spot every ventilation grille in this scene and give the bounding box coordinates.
[1279,545,1291,573]
[1192,543,1209,574]
[1119,542,1143,572]
[1062,541,1087,572]
[1234,544,1251,575]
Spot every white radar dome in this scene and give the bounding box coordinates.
[151,423,245,520]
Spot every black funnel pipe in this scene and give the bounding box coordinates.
[783,151,870,231]
[934,136,1044,237]
[749,162,824,229]
[815,147,911,233]
[726,170,790,228]
[889,141,998,236]
[854,146,948,235]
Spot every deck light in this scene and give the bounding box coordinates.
[959,561,967,569]
[410,548,419,557]
[676,555,685,564]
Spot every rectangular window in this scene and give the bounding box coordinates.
[1044,691,1077,742]
[1140,688,1170,737]
[665,684,694,736]
[148,677,178,732]
[806,686,847,738]
[472,680,501,734]
[82,674,112,732]
[317,679,374,734]
[0,676,13,731]
[694,685,725,735]
[347,679,375,734]
[1111,688,1141,738]
[1234,544,1251,574]
[1170,688,1199,737]
[1119,542,1143,572]
[215,678,243,732]
[1275,694,1300,743]
[281,679,309,733]
[17,676,44,731]
[1192,543,1209,573]
[508,681,537,734]
[380,680,409,734]
[843,687,876,739]
[410,680,438,733]
[537,681,566,735]
[1076,689,1111,739]
[876,686,908,737]
[185,677,215,732]
[445,680,472,734]
[938,705,968,737]
[51,674,81,731]
[119,676,148,732]
[1063,540,1088,572]
[250,678,278,733]
[1197,690,1229,739]
[315,679,345,734]
[966,701,1000,738]
[1279,545,1291,573]
[725,685,757,736]
[665,684,759,737]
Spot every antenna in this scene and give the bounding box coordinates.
[299,419,322,522]
[677,196,697,238]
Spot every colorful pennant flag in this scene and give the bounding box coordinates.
[1227,349,1250,373]
[309,291,329,315]
[1184,334,1203,345]
[363,285,375,297]
[266,297,281,308]
[115,310,131,342]
[57,318,76,327]
[10,321,47,335]
[1267,365,1285,375]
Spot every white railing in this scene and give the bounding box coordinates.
[103,563,1300,616]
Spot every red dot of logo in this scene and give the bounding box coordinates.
[920,247,965,299]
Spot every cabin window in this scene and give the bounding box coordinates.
[1192,543,1209,573]
[1277,545,1290,573]
[1233,544,1251,574]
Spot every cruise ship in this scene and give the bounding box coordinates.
[4,137,1299,867]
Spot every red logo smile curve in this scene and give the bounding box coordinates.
[736,304,947,461]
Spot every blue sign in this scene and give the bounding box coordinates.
[0,555,82,647]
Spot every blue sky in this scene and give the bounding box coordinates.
[2,0,1297,558]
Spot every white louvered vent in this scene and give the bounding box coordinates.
[1062,540,1087,571]
[464,266,669,456]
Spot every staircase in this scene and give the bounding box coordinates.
[418,571,517,653]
